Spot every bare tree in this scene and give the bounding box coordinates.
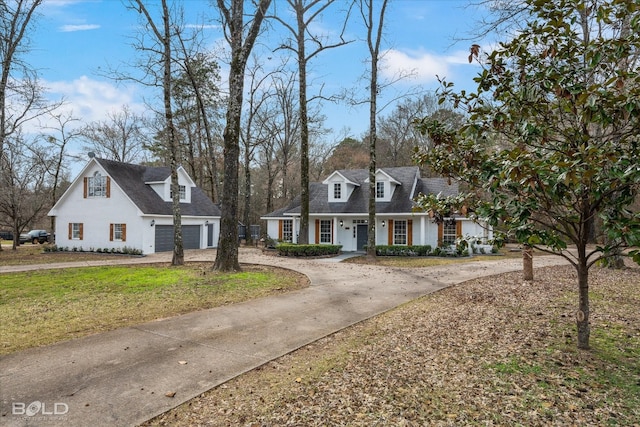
[81,105,150,164]
[270,0,353,244]
[173,37,225,202]
[376,93,438,166]
[130,0,184,265]
[360,0,388,258]
[268,69,300,203]
[240,56,280,241]
[37,111,80,233]
[252,89,284,216]
[0,132,50,250]
[0,0,43,154]
[214,0,272,271]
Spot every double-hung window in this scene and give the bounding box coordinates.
[282,219,293,242]
[170,185,186,201]
[442,221,457,245]
[111,223,126,242]
[333,183,341,199]
[376,181,385,198]
[70,223,83,240]
[394,220,407,245]
[320,220,332,243]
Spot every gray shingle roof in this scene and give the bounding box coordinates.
[96,158,220,217]
[263,166,458,217]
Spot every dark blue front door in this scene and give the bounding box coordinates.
[357,224,368,250]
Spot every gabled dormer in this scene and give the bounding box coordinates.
[322,171,359,203]
[147,167,195,203]
[365,169,401,202]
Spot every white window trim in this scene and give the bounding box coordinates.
[72,223,81,240]
[320,219,332,243]
[394,220,407,245]
[88,172,107,197]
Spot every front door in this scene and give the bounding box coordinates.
[357,224,368,250]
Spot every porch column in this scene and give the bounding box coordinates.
[420,216,426,245]
[333,217,338,244]
[293,217,298,244]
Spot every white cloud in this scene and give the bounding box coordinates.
[59,24,100,32]
[380,49,451,84]
[44,76,146,124]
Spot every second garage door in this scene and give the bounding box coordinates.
[155,225,201,252]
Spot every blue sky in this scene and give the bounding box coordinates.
[28,0,492,162]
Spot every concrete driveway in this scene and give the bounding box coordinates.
[0,248,568,426]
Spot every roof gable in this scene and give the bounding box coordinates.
[52,158,220,217]
[263,166,455,217]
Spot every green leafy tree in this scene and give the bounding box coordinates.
[414,0,640,350]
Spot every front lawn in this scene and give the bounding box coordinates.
[147,265,640,426]
[0,243,122,266]
[0,263,307,354]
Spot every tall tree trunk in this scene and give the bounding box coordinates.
[214,0,271,271]
[243,153,251,245]
[297,8,309,245]
[214,55,243,271]
[364,0,388,258]
[162,0,183,266]
[135,0,184,265]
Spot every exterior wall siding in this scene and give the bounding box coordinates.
[50,161,220,254]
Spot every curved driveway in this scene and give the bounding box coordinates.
[0,248,567,427]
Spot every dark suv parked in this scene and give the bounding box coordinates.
[20,230,50,244]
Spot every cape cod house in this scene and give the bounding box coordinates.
[48,156,220,254]
[261,166,492,252]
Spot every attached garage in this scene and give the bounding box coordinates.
[155,225,201,252]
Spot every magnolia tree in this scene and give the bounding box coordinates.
[414,0,640,350]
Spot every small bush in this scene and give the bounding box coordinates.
[375,245,432,256]
[276,244,342,257]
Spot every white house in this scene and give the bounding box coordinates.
[48,157,221,254]
[261,166,492,252]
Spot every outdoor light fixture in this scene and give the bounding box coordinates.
[150,219,155,227]
[339,220,344,227]
[205,220,209,225]
[382,220,386,227]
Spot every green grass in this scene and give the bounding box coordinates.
[0,263,306,355]
[0,243,121,265]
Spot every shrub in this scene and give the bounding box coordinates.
[276,243,342,257]
[375,245,432,257]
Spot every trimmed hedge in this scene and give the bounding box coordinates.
[374,245,432,257]
[276,243,342,257]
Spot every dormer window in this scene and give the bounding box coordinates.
[333,183,342,199]
[376,181,385,198]
[170,185,186,201]
[323,171,359,203]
